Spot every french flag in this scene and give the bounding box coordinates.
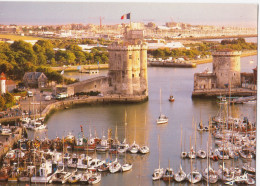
[121,13,131,20]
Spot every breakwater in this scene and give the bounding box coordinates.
[192,88,257,98]
[148,61,196,68]
[0,95,148,123]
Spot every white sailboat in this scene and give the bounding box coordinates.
[118,110,129,153]
[157,89,168,124]
[139,115,150,154]
[129,111,140,154]
[175,126,186,182]
[152,136,163,181]
[109,158,122,173]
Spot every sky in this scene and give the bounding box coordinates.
[0,2,258,27]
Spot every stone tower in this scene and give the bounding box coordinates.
[212,50,241,88]
[0,72,6,94]
[107,28,148,96]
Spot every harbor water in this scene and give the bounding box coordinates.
[24,55,256,186]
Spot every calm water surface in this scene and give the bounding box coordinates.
[27,55,257,186]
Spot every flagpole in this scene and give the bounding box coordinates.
[130,12,132,29]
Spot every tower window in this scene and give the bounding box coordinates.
[132,74,134,78]
[129,55,132,59]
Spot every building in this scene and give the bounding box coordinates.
[107,27,148,96]
[193,50,257,97]
[23,72,48,88]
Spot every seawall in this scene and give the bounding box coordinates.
[192,88,257,98]
[148,61,196,68]
[42,95,148,121]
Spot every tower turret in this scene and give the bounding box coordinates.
[212,50,241,88]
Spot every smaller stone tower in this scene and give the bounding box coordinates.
[0,72,6,94]
[212,50,241,88]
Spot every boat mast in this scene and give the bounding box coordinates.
[160,88,162,115]
[158,135,161,169]
[207,142,209,185]
[181,125,183,165]
[190,136,193,183]
[134,110,136,143]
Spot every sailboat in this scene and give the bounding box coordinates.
[152,136,163,181]
[174,164,186,182]
[109,158,122,173]
[157,89,168,124]
[139,115,150,154]
[175,126,186,182]
[118,110,129,153]
[162,159,174,181]
[122,150,133,172]
[129,111,140,154]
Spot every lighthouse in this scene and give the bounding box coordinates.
[0,72,6,94]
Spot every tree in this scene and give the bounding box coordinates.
[0,96,5,110]
[65,51,76,64]
[4,92,14,105]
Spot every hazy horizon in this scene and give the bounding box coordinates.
[0,2,257,27]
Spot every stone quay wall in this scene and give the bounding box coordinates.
[192,88,257,98]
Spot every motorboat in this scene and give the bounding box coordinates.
[97,163,110,172]
[88,158,105,172]
[0,128,12,135]
[67,170,82,184]
[80,170,92,184]
[215,148,229,160]
[157,114,168,124]
[242,163,255,174]
[67,154,78,168]
[31,160,56,183]
[96,135,109,152]
[88,173,101,184]
[122,163,132,172]
[169,95,175,102]
[49,170,71,184]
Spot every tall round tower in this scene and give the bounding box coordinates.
[0,72,6,94]
[212,50,241,88]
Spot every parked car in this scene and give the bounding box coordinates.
[27,91,33,97]
[44,95,51,101]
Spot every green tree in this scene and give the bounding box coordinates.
[4,92,14,105]
[0,96,5,110]
[65,51,76,64]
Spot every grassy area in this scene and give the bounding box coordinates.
[0,34,43,41]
